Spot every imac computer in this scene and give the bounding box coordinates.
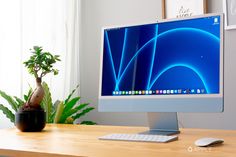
[99,13,224,135]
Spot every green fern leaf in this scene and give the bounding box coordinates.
[0,90,18,112]
[14,96,25,108]
[24,86,33,102]
[59,103,89,123]
[72,107,94,120]
[53,101,64,123]
[48,100,60,123]
[80,121,96,125]
[62,97,80,115]
[24,95,28,102]
[64,84,79,104]
[0,104,15,123]
[41,82,53,123]
[49,111,55,123]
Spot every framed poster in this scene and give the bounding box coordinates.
[162,0,207,19]
[223,0,236,30]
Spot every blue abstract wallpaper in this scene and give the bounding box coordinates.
[102,16,221,96]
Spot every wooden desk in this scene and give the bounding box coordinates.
[0,124,235,157]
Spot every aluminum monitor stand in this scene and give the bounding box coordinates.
[140,112,180,135]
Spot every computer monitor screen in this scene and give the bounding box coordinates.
[99,14,223,113]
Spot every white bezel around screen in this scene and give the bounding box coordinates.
[98,13,224,113]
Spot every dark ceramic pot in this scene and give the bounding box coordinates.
[15,110,46,132]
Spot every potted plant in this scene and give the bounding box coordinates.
[15,46,60,132]
[0,46,96,131]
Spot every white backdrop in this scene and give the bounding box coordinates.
[0,0,80,128]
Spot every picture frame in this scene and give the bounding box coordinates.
[162,0,207,19]
[223,0,236,30]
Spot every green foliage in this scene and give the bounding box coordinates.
[41,82,53,122]
[49,100,60,123]
[0,90,30,123]
[24,86,33,102]
[53,101,64,123]
[60,102,87,123]
[56,85,95,124]
[40,82,96,125]
[0,90,18,112]
[80,121,97,125]
[0,104,15,123]
[0,83,95,125]
[58,85,96,124]
[72,107,95,120]
[23,46,60,79]
[64,84,79,104]
[14,96,24,108]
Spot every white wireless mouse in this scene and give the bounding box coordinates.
[194,137,224,147]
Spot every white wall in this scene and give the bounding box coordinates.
[80,0,236,130]
[0,114,14,129]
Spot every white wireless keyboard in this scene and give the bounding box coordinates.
[99,133,178,143]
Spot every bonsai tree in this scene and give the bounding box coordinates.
[23,46,60,110]
[0,46,95,130]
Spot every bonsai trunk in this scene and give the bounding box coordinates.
[28,77,45,108]
[16,77,46,132]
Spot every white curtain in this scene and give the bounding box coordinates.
[0,0,80,128]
